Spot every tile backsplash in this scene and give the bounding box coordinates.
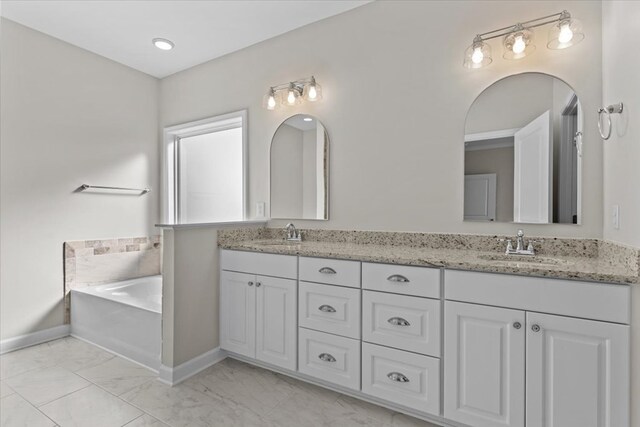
[63,236,161,323]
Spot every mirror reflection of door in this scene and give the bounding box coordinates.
[463,73,582,225]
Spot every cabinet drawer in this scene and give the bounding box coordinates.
[363,263,440,298]
[363,291,440,357]
[299,282,361,339]
[445,270,630,324]
[298,328,360,390]
[362,342,440,416]
[220,250,297,279]
[299,257,361,288]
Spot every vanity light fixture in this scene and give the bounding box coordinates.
[463,10,584,69]
[262,76,322,110]
[152,38,174,50]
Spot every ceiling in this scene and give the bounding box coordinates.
[1,0,370,78]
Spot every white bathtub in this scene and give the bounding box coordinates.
[71,275,162,371]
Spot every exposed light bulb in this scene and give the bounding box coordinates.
[267,95,276,110]
[512,35,526,54]
[287,90,296,105]
[558,23,573,43]
[308,85,317,100]
[471,46,484,64]
[303,117,313,122]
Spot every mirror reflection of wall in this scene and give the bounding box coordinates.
[270,115,329,220]
[464,73,581,225]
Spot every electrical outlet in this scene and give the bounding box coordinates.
[256,202,265,218]
[612,205,620,230]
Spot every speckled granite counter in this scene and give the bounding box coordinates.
[219,229,640,285]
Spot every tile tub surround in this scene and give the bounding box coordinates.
[219,229,640,285]
[64,236,161,323]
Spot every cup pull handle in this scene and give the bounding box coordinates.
[387,372,409,383]
[319,267,337,275]
[318,304,336,313]
[387,317,410,326]
[387,274,410,283]
[318,353,336,362]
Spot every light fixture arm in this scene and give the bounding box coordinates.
[269,76,316,92]
[475,11,570,42]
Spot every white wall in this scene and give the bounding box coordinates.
[160,0,603,239]
[0,19,159,340]
[602,1,640,248]
[602,4,640,427]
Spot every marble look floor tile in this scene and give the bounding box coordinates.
[46,337,115,372]
[76,356,155,396]
[0,344,57,380]
[5,366,90,407]
[184,358,295,415]
[39,385,142,427]
[0,394,56,427]
[0,380,15,398]
[336,395,438,427]
[121,380,270,427]
[123,414,170,426]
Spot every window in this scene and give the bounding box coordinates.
[163,110,247,224]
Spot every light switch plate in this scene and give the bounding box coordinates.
[612,205,620,230]
[256,202,266,218]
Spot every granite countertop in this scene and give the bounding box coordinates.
[221,239,639,285]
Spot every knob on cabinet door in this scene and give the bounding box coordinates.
[513,322,522,329]
[531,324,541,332]
[248,281,254,286]
[256,282,262,287]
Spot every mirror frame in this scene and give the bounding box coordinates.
[463,71,583,225]
[269,114,330,221]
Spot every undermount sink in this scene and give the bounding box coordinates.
[477,254,568,267]
[256,240,302,247]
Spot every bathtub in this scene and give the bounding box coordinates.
[71,275,162,371]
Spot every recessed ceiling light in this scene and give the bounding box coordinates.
[152,38,174,51]
[303,117,313,122]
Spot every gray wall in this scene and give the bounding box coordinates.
[160,0,603,239]
[0,19,159,340]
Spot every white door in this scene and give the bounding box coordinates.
[444,301,525,427]
[513,110,552,223]
[526,312,630,427]
[464,173,497,221]
[255,275,297,370]
[220,271,256,358]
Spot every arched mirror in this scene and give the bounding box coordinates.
[270,114,329,220]
[464,72,582,224]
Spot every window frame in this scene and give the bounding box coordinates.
[161,110,248,224]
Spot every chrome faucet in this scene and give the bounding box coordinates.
[284,223,302,242]
[505,229,536,256]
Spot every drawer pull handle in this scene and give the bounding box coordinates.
[319,267,337,275]
[387,372,410,383]
[318,353,336,362]
[388,317,410,326]
[318,304,337,313]
[387,274,410,283]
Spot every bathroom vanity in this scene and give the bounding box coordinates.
[218,238,633,427]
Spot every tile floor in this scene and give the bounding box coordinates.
[0,337,438,427]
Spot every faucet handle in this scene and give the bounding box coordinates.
[516,229,524,237]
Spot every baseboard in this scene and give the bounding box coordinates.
[158,347,227,386]
[0,325,71,354]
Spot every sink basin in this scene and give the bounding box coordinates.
[477,254,568,267]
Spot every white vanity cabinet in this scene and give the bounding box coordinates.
[297,256,362,390]
[444,270,630,427]
[220,250,298,370]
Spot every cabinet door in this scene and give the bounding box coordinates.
[444,301,525,427]
[255,275,297,370]
[526,312,630,427]
[220,271,256,358]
